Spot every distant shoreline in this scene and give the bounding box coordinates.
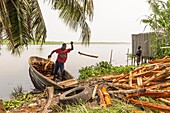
[42,41,131,45]
[1,41,131,45]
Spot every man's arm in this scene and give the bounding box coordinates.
[48,50,56,58]
[70,41,74,51]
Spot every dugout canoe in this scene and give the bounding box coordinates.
[28,56,78,90]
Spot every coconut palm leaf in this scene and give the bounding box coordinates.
[0,0,46,55]
[0,0,93,54]
[0,0,15,52]
[45,0,94,44]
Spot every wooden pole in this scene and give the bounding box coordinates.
[127,48,129,66]
[109,50,113,64]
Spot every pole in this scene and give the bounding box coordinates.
[109,50,113,64]
[127,48,129,66]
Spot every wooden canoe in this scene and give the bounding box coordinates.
[28,56,78,90]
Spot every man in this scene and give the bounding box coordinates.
[48,41,74,80]
[136,46,142,66]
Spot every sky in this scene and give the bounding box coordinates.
[38,0,151,43]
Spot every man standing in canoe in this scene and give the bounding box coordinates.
[48,41,74,81]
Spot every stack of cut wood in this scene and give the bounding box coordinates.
[95,56,170,112]
[32,61,54,75]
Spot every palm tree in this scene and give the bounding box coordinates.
[0,0,94,55]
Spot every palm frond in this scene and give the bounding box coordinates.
[31,0,46,44]
[0,0,46,55]
[0,0,15,52]
[46,0,94,45]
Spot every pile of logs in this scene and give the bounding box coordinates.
[94,56,170,112]
[32,61,54,76]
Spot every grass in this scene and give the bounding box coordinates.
[58,99,146,113]
[10,86,24,99]
[3,86,33,110]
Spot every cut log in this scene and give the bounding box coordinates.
[137,77,143,86]
[146,89,170,93]
[102,74,123,81]
[129,71,133,87]
[112,74,128,83]
[0,100,6,113]
[132,66,145,73]
[164,62,170,67]
[108,88,146,95]
[133,71,152,78]
[128,98,170,113]
[163,56,170,59]
[149,58,170,64]
[157,98,170,106]
[127,91,170,98]
[78,51,98,58]
[107,83,135,89]
[147,82,170,90]
[98,89,106,108]
[101,87,112,106]
[92,84,98,100]
[142,68,169,86]
[42,86,54,113]
[154,71,170,81]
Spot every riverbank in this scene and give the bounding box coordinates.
[3,57,170,112]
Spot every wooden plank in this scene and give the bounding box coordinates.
[62,81,78,87]
[57,79,77,85]
[56,79,78,88]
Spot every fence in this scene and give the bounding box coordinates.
[131,32,153,65]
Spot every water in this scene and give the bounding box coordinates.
[0,44,131,100]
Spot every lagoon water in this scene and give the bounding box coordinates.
[0,44,131,100]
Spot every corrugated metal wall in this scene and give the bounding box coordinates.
[132,33,152,57]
